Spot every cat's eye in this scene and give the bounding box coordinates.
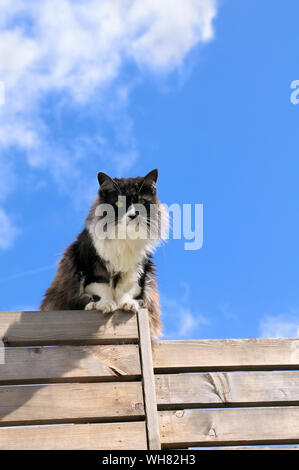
[115,200,123,208]
[138,198,146,205]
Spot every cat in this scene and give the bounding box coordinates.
[40,168,168,338]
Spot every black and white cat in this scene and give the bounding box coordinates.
[40,169,167,337]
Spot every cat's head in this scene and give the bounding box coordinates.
[98,168,158,207]
[87,169,167,243]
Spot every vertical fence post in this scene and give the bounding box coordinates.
[0,339,4,366]
[137,309,161,450]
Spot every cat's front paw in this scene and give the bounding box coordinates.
[85,301,96,311]
[118,298,139,314]
[95,299,118,314]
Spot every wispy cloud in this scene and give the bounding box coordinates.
[0,0,218,248]
[0,208,20,249]
[3,304,39,312]
[0,263,56,283]
[259,311,299,338]
[161,281,210,338]
[0,158,18,248]
[0,0,218,149]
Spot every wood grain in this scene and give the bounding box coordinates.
[0,382,144,425]
[137,309,161,450]
[0,345,140,384]
[155,371,299,408]
[153,338,299,372]
[0,421,147,450]
[0,310,138,346]
[159,407,299,448]
[195,446,299,450]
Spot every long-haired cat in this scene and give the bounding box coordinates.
[40,169,167,337]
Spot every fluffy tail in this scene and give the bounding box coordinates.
[143,274,162,338]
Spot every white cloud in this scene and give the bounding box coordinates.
[0,263,56,283]
[259,312,299,338]
[0,0,218,141]
[2,304,39,312]
[125,0,216,70]
[161,282,210,338]
[0,0,218,247]
[0,208,20,249]
[0,157,16,203]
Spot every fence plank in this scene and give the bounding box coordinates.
[153,339,299,372]
[159,407,299,448]
[0,345,140,384]
[155,371,299,408]
[196,446,299,450]
[0,382,144,425]
[0,422,147,450]
[0,311,138,346]
[137,309,161,450]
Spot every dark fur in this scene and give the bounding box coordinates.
[40,170,163,337]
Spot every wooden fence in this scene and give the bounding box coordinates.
[0,309,299,450]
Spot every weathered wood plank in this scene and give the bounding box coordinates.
[0,382,144,425]
[153,339,299,372]
[159,407,299,448]
[0,345,140,384]
[0,421,147,450]
[0,311,138,346]
[137,309,161,450]
[195,446,299,450]
[155,371,299,408]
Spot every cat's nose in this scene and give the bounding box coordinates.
[127,205,137,220]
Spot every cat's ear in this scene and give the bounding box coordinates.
[98,172,121,194]
[140,169,158,190]
[144,169,158,185]
[139,169,158,194]
[98,172,113,187]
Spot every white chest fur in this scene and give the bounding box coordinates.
[84,234,151,313]
[91,236,151,274]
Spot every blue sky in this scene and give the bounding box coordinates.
[0,0,299,340]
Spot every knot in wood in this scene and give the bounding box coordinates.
[208,426,217,438]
